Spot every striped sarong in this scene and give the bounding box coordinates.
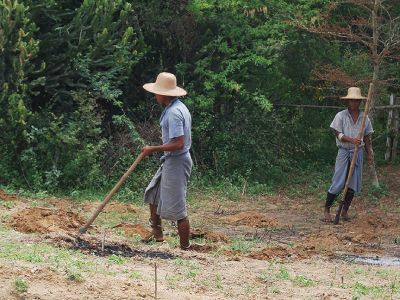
[328,147,364,194]
[144,152,192,220]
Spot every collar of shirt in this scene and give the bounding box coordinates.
[345,108,362,124]
[160,97,179,123]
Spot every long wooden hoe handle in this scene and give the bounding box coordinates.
[79,152,145,234]
[333,83,374,225]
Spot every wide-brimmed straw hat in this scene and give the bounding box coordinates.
[143,72,187,97]
[340,87,367,100]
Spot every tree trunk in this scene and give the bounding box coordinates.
[368,0,380,187]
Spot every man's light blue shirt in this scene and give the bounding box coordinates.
[159,98,191,156]
[330,109,374,149]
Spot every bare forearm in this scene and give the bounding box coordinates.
[364,135,373,155]
[334,131,361,146]
[141,136,184,157]
[148,140,184,152]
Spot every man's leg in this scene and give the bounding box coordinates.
[324,192,336,222]
[177,217,190,249]
[143,203,164,242]
[341,188,355,221]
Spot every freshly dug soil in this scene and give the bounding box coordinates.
[224,211,278,228]
[249,245,297,260]
[112,223,151,239]
[190,228,229,243]
[0,189,17,202]
[10,207,85,234]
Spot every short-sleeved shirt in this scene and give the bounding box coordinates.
[159,98,191,156]
[330,109,374,149]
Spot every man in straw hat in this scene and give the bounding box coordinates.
[141,72,194,250]
[323,87,374,222]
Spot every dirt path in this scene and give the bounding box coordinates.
[0,164,399,299]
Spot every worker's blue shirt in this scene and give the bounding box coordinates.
[330,109,374,149]
[159,98,192,156]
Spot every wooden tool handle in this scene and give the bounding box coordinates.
[79,152,145,234]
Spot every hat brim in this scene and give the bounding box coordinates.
[143,83,187,97]
[340,96,367,100]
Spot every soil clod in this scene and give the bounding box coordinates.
[223,211,278,228]
[10,207,85,233]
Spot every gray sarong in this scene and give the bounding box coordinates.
[328,147,363,194]
[144,152,192,220]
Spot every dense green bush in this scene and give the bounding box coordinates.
[0,0,398,194]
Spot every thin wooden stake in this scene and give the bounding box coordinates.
[102,230,106,254]
[154,262,158,300]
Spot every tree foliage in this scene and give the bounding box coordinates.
[0,0,398,192]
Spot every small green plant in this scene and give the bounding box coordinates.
[186,269,198,278]
[293,275,314,287]
[129,271,142,280]
[108,254,126,265]
[229,237,258,254]
[276,267,290,280]
[15,278,28,292]
[366,184,389,202]
[1,201,15,209]
[214,274,223,290]
[269,286,280,294]
[67,270,83,282]
[352,281,383,298]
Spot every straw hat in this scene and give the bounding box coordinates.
[143,72,187,97]
[340,87,367,100]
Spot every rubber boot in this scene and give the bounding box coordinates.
[324,192,336,222]
[341,189,355,221]
[178,217,190,249]
[142,204,164,242]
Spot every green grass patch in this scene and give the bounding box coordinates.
[1,200,15,209]
[228,236,259,254]
[14,277,29,292]
[108,254,126,265]
[293,275,315,287]
[67,269,84,282]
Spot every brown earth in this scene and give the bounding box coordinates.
[0,189,17,202]
[83,202,137,214]
[9,207,85,234]
[190,228,230,243]
[223,211,279,228]
[0,165,399,299]
[112,222,151,239]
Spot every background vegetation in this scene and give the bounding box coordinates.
[1,0,399,198]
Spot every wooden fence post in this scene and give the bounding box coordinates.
[392,96,399,160]
[385,95,399,162]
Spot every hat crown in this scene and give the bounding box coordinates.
[156,72,177,90]
[347,87,362,98]
[341,86,366,100]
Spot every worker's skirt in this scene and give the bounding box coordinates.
[328,147,363,195]
[144,152,192,221]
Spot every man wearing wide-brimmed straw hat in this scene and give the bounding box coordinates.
[141,72,194,250]
[323,87,374,222]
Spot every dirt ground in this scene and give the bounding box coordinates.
[0,164,399,299]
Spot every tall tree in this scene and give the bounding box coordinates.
[296,0,400,186]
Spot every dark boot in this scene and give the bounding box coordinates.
[177,217,190,249]
[142,204,164,242]
[341,189,355,221]
[324,192,336,222]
